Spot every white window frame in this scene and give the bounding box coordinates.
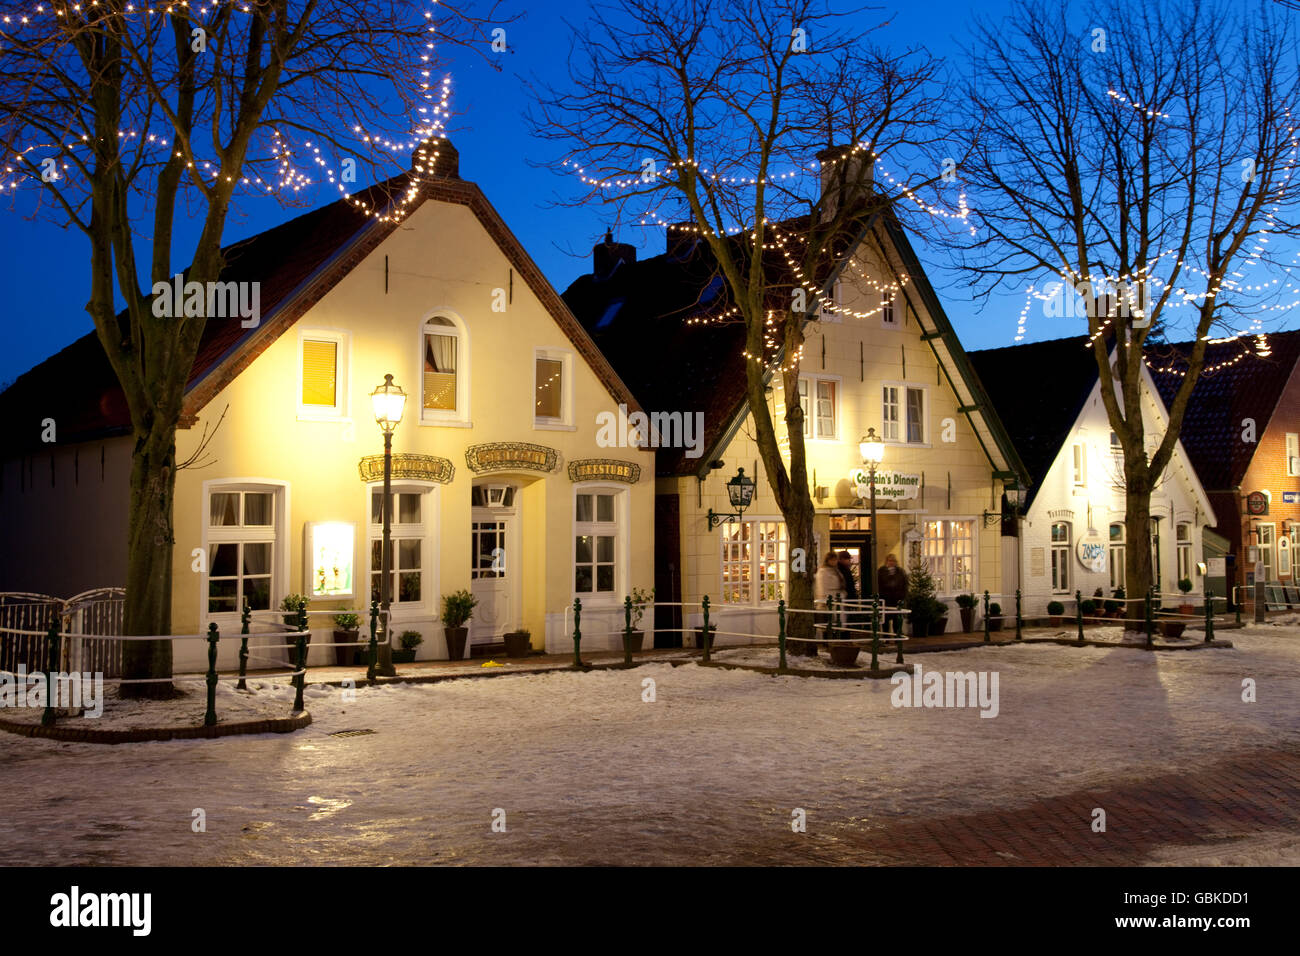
[1050,521,1071,593]
[297,328,351,422]
[200,479,290,630]
[719,517,789,606]
[1280,535,1292,578]
[1110,432,1124,489]
[533,347,575,430]
[921,518,977,595]
[1072,442,1087,487]
[572,483,628,605]
[365,481,439,621]
[797,374,842,441]
[1176,523,1193,583]
[881,288,898,329]
[1287,432,1299,478]
[820,278,844,323]
[1109,523,1126,591]
[1258,523,1276,581]
[882,382,929,446]
[418,309,471,427]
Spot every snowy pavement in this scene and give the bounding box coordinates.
[0,622,1297,865]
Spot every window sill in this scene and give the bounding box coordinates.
[534,421,577,432]
[419,418,473,429]
[297,411,352,424]
[884,440,932,450]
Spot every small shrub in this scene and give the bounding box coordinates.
[955,593,978,609]
[1093,587,1104,598]
[399,630,423,651]
[989,602,1002,616]
[1047,600,1065,616]
[334,612,360,630]
[630,586,655,629]
[442,590,478,628]
[1178,577,1194,594]
[1080,599,1097,615]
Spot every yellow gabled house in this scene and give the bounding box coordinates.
[0,142,655,670]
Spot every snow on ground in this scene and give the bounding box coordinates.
[0,624,1296,865]
[1,679,292,729]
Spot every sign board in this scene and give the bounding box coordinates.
[305,522,355,599]
[851,468,921,501]
[1246,491,1269,515]
[1206,557,1226,577]
[1076,535,1106,573]
[1283,491,1299,504]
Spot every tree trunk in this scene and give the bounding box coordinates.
[784,495,817,654]
[120,422,178,698]
[1123,469,1154,636]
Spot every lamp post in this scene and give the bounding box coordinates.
[370,374,407,677]
[858,428,885,598]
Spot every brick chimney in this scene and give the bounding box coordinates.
[816,144,872,221]
[593,230,636,280]
[411,136,459,179]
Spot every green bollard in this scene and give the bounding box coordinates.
[1235,587,1242,626]
[294,598,308,712]
[623,594,634,667]
[1144,587,1154,649]
[1076,589,1084,643]
[237,599,250,691]
[892,599,904,664]
[982,590,990,643]
[1015,589,1023,641]
[777,598,787,672]
[1202,589,1212,641]
[42,618,59,727]
[826,594,836,650]
[870,596,880,672]
[367,598,379,685]
[701,594,712,664]
[572,597,584,668]
[205,622,219,727]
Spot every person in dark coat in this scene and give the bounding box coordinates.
[837,550,860,632]
[877,553,908,636]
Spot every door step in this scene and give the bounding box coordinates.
[470,641,506,659]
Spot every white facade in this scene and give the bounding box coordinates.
[1013,360,1215,617]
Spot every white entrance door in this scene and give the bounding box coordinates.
[470,484,519,644]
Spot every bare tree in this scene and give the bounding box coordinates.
[943,0,1300,611]
[533,0,952,641]
[0,0,501,695]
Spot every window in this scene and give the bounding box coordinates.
[1110,432,1124,488]
[1051,522,1071,593]
[534,349,574,428]
[881,289,897,327]
[1072,443,1087,487]
[368,488,428,607]
[1288,433,1299,477]
[420,313,468,424]
[205,485,281,616]
[922,520,975,593]
[1176,523,1193,583]
[883,384,926,444]
[298,330,349,420]
[1109,523,1126,591]
[472,520,507,581]
[1279,535,1292,578]
[575,490,622,596]
[797,377,838,440]
[721,520,788,604]
[1258,523,1276,581]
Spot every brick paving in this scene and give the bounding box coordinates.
[827,747,1300,865]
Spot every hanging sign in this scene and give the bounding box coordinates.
[1076,534,1106,573]
[1246,491,1269,515]
[850,468,921,501]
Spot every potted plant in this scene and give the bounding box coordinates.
[280,594,311,665]
[987,602,1003,631]
[695,621,717,651]
[904,556,942,637]
[827,640,862,667]
[1080,598,1098,620]
[955,593,978,633]
[1177,578,1195,616]
[1103,596,1121,618]
[332,613,361,666]
[442,589,477,660]
[1047,599,1065,626]
[503,627,531,658]
[392,629,422,663]
[1112,586,1127,620]
[933,601,949,635]
[627,586,654,653]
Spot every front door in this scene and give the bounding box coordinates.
[470,484,518,644]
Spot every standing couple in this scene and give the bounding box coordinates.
[814,550,909,636]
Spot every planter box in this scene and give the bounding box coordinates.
[392,649,416,663]
[332,629,360,667]
[503,631,531,658]
[988,618,1003,632]
[444,626,468,660]
[827,644,861,667]
[959,607,975,633]
[283,630,312,667]
[1160,620,1187,639]
[695,625,716,651]
[624,630,645,653]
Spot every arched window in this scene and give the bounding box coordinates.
[1051,521,1071,593]
[420,313,469,424]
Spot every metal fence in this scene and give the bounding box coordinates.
[0,589,124,678]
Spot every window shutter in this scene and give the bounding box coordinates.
[302,339,337,406]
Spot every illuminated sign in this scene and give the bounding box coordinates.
[305,522,355,599]
[466,442,558,474]
[567,459,642,483]
[1076,535,1106,573]
[850,468,921,500]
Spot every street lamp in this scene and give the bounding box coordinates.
[706,467,756,530]
[859,428,885,597]
[370,373,407,677]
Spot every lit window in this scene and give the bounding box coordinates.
[882,386,899,441]
[298,331,348,419]
[206,486,280,615]
[798,377,838,439]
[883,384,927,444]
[1280,536,1292,578]
[1258,524,1276,581]
[1051,522,1071,593]
[1072,443,1087,486]
[923,520,975,593]
[575,490,621,595]
[1287,433,1299,477]
[534,350,573,427]
[423,317,458,412]
[721,520,788,604]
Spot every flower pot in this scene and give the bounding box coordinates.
[910,619,931,638]
[1179,603,1194,617]
[934,616,949,635]
[988,617,1003,632]
[444,626,468,660]
[695,625,716,651]
[1048,616,1063,627]
[284,630,312,667]
[392,648,416,663]
[827,644,861,666]
[503,631,531,658]
[959,607,974,633]
[332,629,360,667]
[1160,620,1187,639]
[624,630,645,653]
